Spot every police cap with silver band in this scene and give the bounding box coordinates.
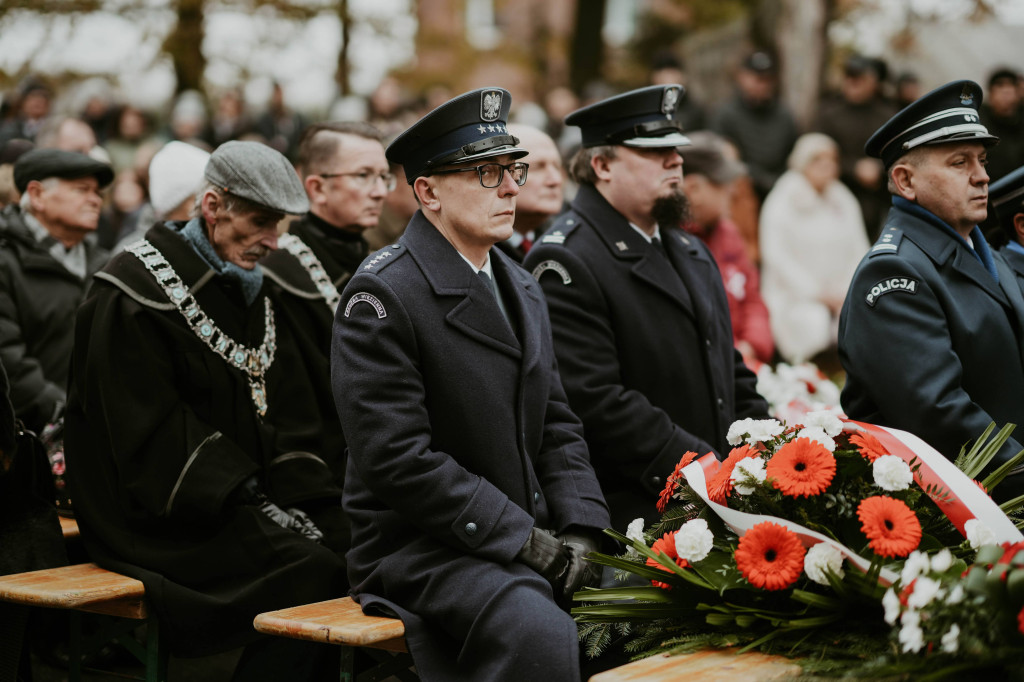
[990,164,1024,237]
[14,148,113,193]
[204,140,309,215]
[386,87,527,184]
[564,84,692,149]
[865,79,998,169]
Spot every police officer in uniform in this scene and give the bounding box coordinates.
[838,81,1024,500]
[992,165,1024,289]
[332,88,610,681]
[523,85,769,533]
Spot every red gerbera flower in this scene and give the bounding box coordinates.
[765,438,836,498]
[646,532,690,590]
[733,521,805,591]
[657,451,699,512]
[707,445,759,504]
[850,432,889,463]
[857,496,922,558]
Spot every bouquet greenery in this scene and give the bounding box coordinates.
[574,414,1024,678]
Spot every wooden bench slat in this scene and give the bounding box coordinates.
[59,516,80,539]
[0,563,147,619]
[589,649,802,681]
[254,597,407,652]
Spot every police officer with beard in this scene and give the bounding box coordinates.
[523,85,769,533]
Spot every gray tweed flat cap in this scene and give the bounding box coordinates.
[204,140,309,215]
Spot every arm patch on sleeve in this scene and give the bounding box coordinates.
[865,277,918,307]
[345,292,387,318]
[531,260,572,285]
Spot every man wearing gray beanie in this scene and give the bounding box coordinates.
[64,140,347,680]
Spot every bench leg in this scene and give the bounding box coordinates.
[68,610,83,682]
[339,645,355,682]
[143,616,168,682]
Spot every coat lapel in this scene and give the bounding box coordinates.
[663,228,712,327]
[404,213,522,358]
[492,249,541,374]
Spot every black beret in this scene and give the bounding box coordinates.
[13,148,113,193]
[564,85,692,149]
[386,87,526,184]
[991,164,1024,237]
[865,80,998,169]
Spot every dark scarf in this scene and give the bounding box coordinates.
[180,218,264,305]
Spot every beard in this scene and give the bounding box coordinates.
[651,188,690,228]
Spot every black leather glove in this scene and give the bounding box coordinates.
[516,527,570,586]
[559,530,602,601]
[257,497,324,544]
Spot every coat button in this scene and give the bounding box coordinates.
[717,398,724,408]
[464,522,478,536]
[534,492,540,503]
[705,339,711,347]
[651,475,661,486]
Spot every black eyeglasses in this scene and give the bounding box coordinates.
[317,170,397,192]
[431,162,529,188]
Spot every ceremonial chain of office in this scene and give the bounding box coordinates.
[277,232,341,313]
[125,239,277,417]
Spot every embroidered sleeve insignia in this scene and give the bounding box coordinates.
[865,277,918,307]
[531,260,572,285]
[345,292,388,318]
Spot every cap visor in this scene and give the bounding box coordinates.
[455,145,529,165]
[621,133,692,148]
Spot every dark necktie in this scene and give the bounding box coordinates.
[652,235,669,259]
[478,270,511,326]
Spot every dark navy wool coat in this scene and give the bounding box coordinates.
[332,212,609,680]
[1000,245,1024,292]
[522,184,768,533]
[839,202,1024,500]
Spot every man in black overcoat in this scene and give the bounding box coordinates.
[332,88,610,681]
[523,85,769,533]
[838,81,1024,501]
[64,141,347,679]
[261,121,389,485]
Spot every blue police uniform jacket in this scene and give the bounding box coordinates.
[839,199,1024,498]
[522,184,768,532]
[331,212,610,677]
[1000,243,1024,293]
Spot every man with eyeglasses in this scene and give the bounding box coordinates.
[523,85,769,535]
[262,121,391,490]
[332,87,610,681]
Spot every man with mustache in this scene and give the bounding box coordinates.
[839,80,1024,502]
[523,85,769,534]
[64,141,347,680]
[333,87,609,681]
[0,149,112,433]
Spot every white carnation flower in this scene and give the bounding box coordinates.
[625,517,646,558]
[872,455,913,491]
[906,576,942,609]
[946,584,965,604]
[901,608,920,628]
[674,518,714,563]
[882,587,901,625]
[930,548,953,573]
[965,519,997,549]
[727,419,756,446]
[746,419,785,444]
[797,427,836,452]
[731,456,767,495]
[804,543,845,585]
[940,623,960,653]
[901,551,931,585]
[899,622,924,653]
[802,410,843,437]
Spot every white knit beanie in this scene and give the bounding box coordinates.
[148,141,211,217]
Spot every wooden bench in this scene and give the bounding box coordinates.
[59,515,80,539]
[590,649,801,681]
[254,596,415,681]
[0,562,166,681]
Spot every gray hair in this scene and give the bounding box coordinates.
[19,176,59,213]
[568,144,617,185]
[191,179,275,218]
[886,146,929,195]
[786,133,838,173]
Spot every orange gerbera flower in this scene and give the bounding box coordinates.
[857,495,922,558]
[657,451,700,512]
[708,445,759,504]
[646,532,689,590]
[765,438,836,498]
[733,521,805,591]
[850,432,888,463]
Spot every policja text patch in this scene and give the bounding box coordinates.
[865,277,918,307]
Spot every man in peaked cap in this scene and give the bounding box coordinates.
[523,85,769,535]
[332,87,610,681]
[0,149,112,432]
[838,80,1024,501]
[64,141,347,679]
[992,165,1024,290]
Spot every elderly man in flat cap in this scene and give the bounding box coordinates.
[0,148,112,433]
[838,80,1024,501]
[332,87,610,681]
[523,85,769,535]
[64,141,347,680]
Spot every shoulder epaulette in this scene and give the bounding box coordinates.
[869,226,903,257]
[358,243,406,274]
[538,214,581,245]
